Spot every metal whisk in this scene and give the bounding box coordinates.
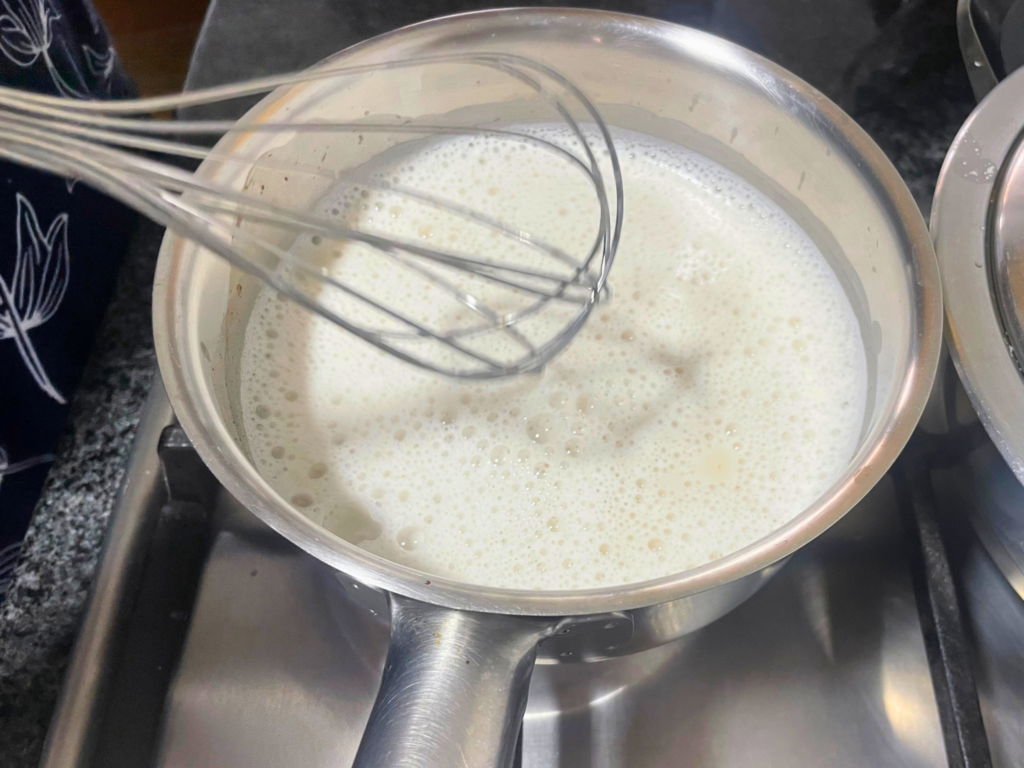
[0,53,622,378]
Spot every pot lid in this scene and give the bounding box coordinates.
[992,137,1024,369]
[933,67,1024,482]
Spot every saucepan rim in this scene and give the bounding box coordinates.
[152,7,942,616]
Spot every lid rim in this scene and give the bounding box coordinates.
[991,133,1024,375]
[935,67,1024,484]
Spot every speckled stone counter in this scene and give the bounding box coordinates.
[0,1,976,765]
[0,219,160,766]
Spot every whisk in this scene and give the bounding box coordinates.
[0,53,622,379]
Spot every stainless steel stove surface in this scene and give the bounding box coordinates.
[43,380,1021,768]
[158,482,942,768]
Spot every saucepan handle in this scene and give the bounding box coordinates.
[352,593,557,768]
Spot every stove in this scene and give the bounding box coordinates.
[34,377,1022,768]
[29,1,1024,762]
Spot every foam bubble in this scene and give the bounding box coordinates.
[238,126,867,591]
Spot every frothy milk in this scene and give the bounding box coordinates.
[239,127,867,590]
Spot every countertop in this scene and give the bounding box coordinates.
[0,0,976,765]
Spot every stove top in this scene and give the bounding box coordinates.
[154,478,940,768]
[36,379,1024,768]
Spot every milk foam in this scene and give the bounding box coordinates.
[239,127,867,590]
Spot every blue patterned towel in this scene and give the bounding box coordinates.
[0,0,137,598]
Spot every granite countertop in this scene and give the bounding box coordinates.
[0,219,161,765]
[0,0,977,765]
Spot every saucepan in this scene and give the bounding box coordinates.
[152,9,941,767]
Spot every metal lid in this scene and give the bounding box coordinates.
[933,67,1024,481]
[992,137,1024,369]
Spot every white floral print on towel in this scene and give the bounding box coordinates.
[0,192,70,403]
[0,0,115,97]
[0,444,53,595]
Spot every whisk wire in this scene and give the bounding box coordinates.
[0,53,623,378]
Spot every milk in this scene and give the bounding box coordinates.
[239,127,867,590]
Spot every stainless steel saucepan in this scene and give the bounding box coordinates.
[152,9,941,767]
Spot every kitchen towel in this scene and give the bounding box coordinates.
[0,0,137,599]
